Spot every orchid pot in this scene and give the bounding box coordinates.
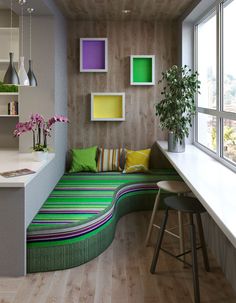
[32,150,48,162]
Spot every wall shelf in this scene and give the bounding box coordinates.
[0,60,18,63]
[0,96,18,118]
[0,115,19,117]
[0,92,19,96]
[130,55,155,85]
[80,38,108,72]
[91,93,125,121]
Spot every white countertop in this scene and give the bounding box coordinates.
[157,141,236,249]
[0,149,55,187]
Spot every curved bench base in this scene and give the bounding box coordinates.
[27,171,181,273]
[27,193,156,273]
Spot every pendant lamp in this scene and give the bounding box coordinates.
[27,8,37,87]
[3,0,20,85]
[18,0,29,86]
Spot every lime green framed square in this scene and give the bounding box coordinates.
[130,55,155,85]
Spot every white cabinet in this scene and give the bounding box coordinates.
[0,27,19,148]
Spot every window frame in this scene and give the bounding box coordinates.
[194,0,236,172]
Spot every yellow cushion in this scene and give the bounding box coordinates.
[123,148,151,173]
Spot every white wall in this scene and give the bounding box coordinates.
[19,0,68,195]
[49,0,68,175]
[181,21,195,144]
[19,16,55,152]
[0,10,18,27]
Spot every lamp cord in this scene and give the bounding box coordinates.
[10,0,12,52]
[29,11,31,60]
[21,4,24,56]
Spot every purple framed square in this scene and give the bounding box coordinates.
[80,38,108,72]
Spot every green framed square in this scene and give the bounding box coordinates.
[130,55,155,85]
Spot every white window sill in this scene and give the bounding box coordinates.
[156,141,236,249]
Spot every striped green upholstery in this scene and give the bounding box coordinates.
[27,170,181,273]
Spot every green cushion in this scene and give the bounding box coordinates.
[69,146,98,173]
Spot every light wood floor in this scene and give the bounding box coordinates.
[0,211,236,303]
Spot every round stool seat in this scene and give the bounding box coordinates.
[164,196,206,214]
[145,180,190,247]
[157,180,190,194]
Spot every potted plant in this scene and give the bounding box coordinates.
[155,65,200,152]
[0,81,18,93]
[14,113,68,161]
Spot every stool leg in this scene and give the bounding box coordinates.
[145,189,161,246]
[150,208,169,274]
[177,211,185,262]
[189,214,200,303]
[196,213,210,272]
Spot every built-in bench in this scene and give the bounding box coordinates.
[27,169,181,273]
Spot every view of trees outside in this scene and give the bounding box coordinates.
[223,120,236,163]
[222,1,236,163]
[198,113,216,152]
[196,1,236,164]
[210,120,236,163]
[198,116,236,163]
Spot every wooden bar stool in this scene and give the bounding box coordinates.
[150,196,210,303]
[145,181,190,260]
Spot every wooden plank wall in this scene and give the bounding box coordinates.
[67,20,178,150]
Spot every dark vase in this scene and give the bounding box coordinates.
[27,59,38,87]
[3,52,19,85]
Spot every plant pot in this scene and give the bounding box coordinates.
[168,131,185,153]
[32,151,48,162]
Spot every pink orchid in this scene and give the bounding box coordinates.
[30,113,44,125]
[14,122,34,136]
[48,115,69,127]
[13,113,68,151]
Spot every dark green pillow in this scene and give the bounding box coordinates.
[69,146,98,173]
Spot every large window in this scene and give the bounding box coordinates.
[195,0,236,169]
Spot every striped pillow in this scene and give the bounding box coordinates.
[97,148,123,172]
